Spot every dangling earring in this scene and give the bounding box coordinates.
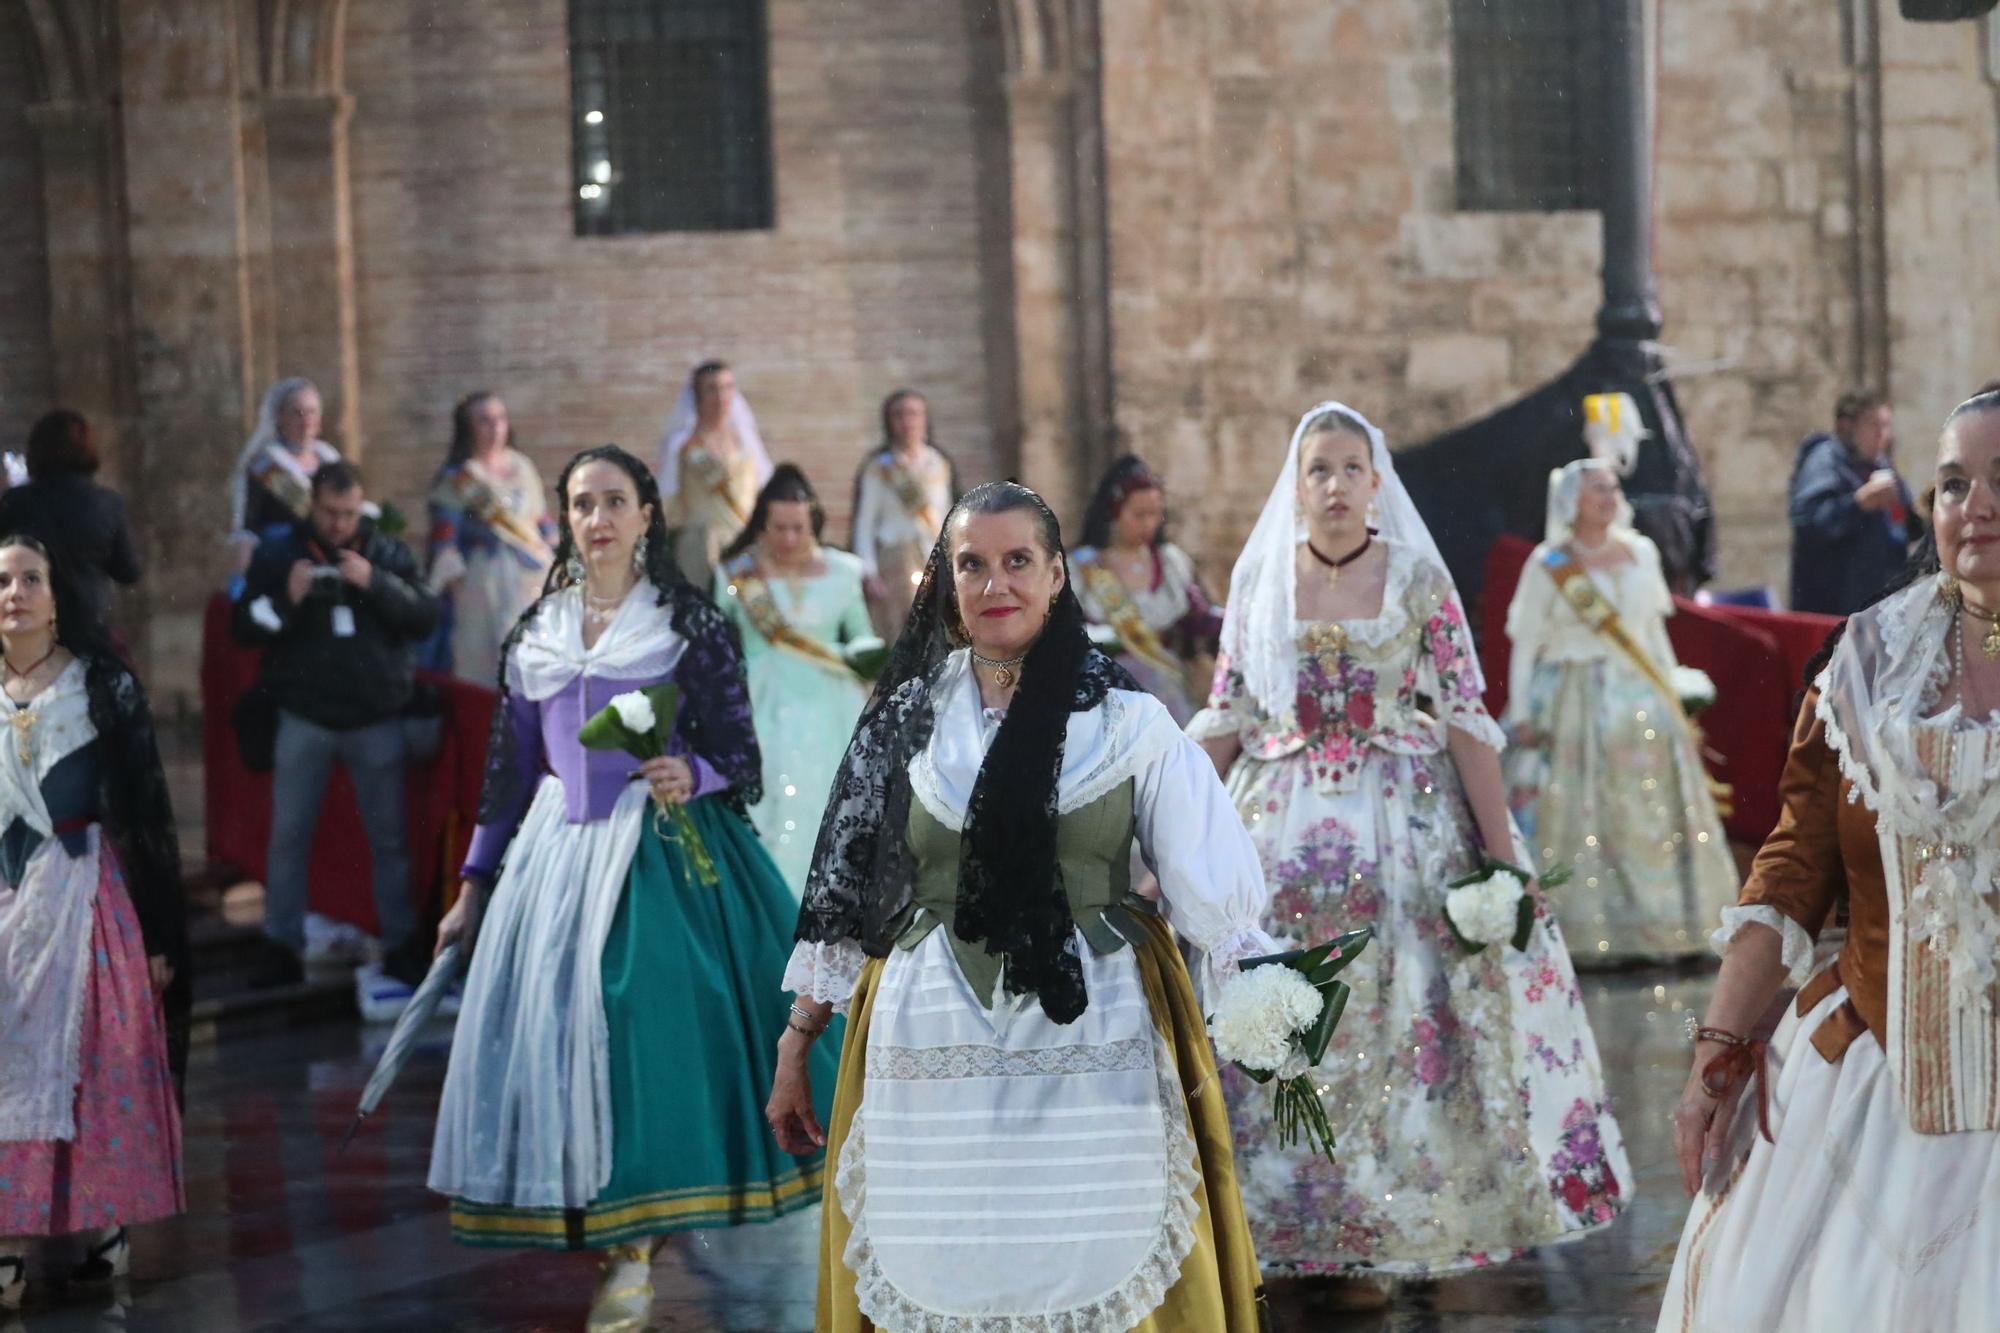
[1940,571,1963,607]
[632,541,646,574]
[566,553,585,585]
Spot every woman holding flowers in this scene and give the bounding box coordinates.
[426,445,836,1333]
[1659,392,2000,1331]
[715,464,875,899]
[1189,403,1631,1295]
[767,481,1279,1331]
[1500,459,1737,965]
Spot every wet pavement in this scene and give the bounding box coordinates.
[9,967,1711,1332]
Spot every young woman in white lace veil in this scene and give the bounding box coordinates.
[1499,459,1737,966]
[655,359,773,586]
[1660,392,2000,1332]
[227,377,340,573]
[768,480,1278,1331]
[1188,402,1631,1299]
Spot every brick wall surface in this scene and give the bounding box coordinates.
[342,0,1005,541]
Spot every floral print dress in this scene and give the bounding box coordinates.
[1187,540,1632,1276]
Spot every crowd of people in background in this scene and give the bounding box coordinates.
[2,362,1996,1331]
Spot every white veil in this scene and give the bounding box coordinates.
[654,366,773,498]
[1219,401,1475,720]
[229,376,337,537]
[1544,458,1638,545]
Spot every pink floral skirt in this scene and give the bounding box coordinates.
[0,853,184,1237]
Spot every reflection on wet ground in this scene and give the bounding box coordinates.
[10,969,1705,1332]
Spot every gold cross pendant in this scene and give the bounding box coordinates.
[9,710,32,764]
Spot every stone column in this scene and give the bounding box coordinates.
[21,100,134,487]
[115,0,259,691]
[260,91,363,459]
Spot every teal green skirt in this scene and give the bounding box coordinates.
[450,797,842,1249]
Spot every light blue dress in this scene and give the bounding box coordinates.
[715,548,873,898]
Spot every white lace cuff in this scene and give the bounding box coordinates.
[1447,710,1510,753]
[1194,925,1281,1015]
[781,939,867,1013]
[1710,906,1816,986]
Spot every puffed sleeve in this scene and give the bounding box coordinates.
[1711,692,1840,984]
[1415,564,1508,751]
[1502,547,1556,729]
[1630,535,1682,673]
[1128,698,1277,1006]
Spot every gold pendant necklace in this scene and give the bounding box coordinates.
[1959,589,2000,661]
[7,707,31,764]
[971,650,1029,690]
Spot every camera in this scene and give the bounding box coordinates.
[307,564,343,593]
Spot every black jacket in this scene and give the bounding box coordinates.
[231,519,441,729]
[0,476,142,625]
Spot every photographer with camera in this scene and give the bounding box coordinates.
[231,461,440,991]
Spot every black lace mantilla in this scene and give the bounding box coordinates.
[795,484,1137,1024]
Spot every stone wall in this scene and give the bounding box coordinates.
[1095,0,2000,601]
[342,0,1007,537]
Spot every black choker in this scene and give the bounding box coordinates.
[1305,533,1373,572]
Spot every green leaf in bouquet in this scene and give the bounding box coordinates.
[578,683,681,760]
[1445,856,1535,891]
[1298,978,1351,1067]
[1239,927,1371,981]
[842,638,890,682]
[1510,891,1537,952]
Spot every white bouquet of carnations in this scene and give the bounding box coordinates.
[1207,929,1370,1163]
[1442,860,1561,954]
[1670,665,1717,717]
[840,635,890,682]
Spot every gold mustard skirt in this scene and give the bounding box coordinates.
[815,914,1269,1332]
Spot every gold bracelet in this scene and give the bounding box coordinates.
[786,1017,823,1040]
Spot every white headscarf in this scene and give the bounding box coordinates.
[229,376,339,537]
[1544,458,1639,546]
[1219,401,1475,719]
[654,364,773,499]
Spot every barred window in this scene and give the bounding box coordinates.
[570,0,774,235]
[1450,0,1610,212]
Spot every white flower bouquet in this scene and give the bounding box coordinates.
[1442,860,1566,954]
[1084,622,1126,657]
[1207,928,1371,1163]
[578,684,719,886]
[1670,665,1718,717]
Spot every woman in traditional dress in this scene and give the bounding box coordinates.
[1069,454,1223,725]
[427,445,836,1333]
[715,465,873,900]
[0,536,186,1310]
[1189,403,1632,1298]
[1660,391,2000,1331]
[849,388,956,642]
[228,377,340,574]
[423,391,557,681]
[1500,459,1738,965]
[658,361,773,587]
[767,480,1279,1331]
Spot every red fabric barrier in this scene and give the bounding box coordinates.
[199,591,495,934]
[1478,536,1836,846]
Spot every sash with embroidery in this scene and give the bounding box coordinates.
[1077,556,1183,684]
[247,446,315,521]
[726,566,855,678]
[1539,547,1733,815]
[435,462,553,569]
[875,453,941,537]
[682,443,753,527]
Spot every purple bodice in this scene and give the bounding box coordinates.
[461,670,724,880]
